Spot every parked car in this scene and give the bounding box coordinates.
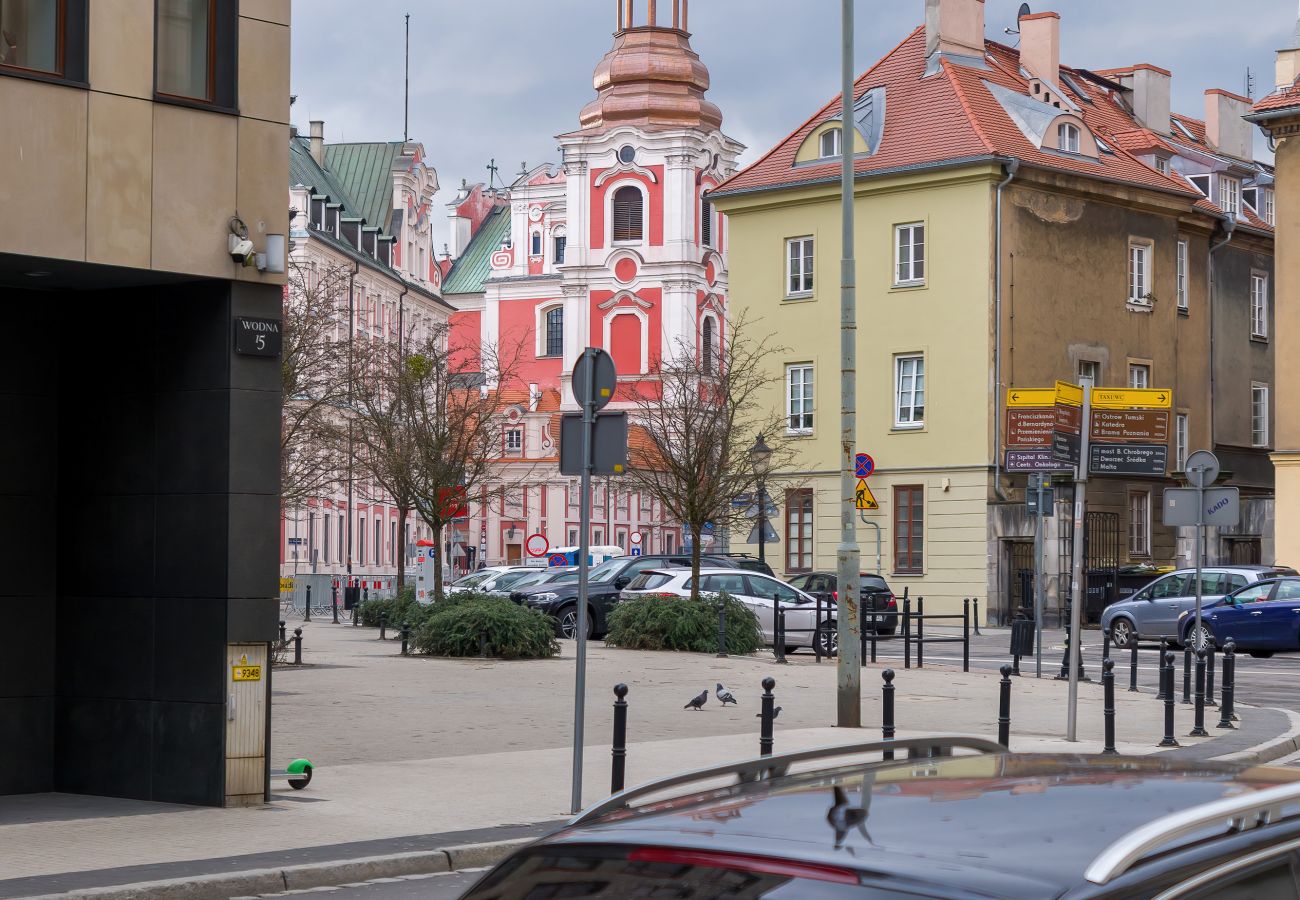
[1099,565,1296,647]
[483,567,573,598]
[446,566,536,596]
[787,571,899,635]
[620,567,830,652]
[515,554,741,639]
[713,552,776,577]
[463,740,1300,899]
[1179,576,1300,657]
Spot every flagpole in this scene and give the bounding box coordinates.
[404,13,411,143]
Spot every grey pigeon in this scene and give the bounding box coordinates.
[716,683,737,706]
[826,786,869,849]
[684,689,708,711]
[755,706,782,720]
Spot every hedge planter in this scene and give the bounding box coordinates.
[604,592,762,655]
[414,596,560,659]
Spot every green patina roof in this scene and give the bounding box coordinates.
[442,206,510,295]
[324,142,407,232]
[289,136,355,213]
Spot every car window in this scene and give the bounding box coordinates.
[1274,580,1300,601]
[1233,583,1275,604]
[787,574,809,590]
[700,573,747,595]
[1228,574,1249,591]
[549,571,579,584]
[626,572,673,591]
[1149,575,1189,599]
[861,575,890,593]
[452,571,493,588]
[587,558,628,583]
[494,571,538,589]
[747,576,801,603]
[1197,572,1228,595]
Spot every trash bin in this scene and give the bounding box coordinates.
[1010,618,1035,658]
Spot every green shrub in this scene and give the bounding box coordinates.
[413,596,559,659]
[605,592,762,654]
[358,586,438,629]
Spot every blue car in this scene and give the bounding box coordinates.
[1179,576,1300,657]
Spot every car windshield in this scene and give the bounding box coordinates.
[548,570,579,584]
[452,571,493,588]
[861,576,890,592]
[498,570,544,589]
[586,557,628,583]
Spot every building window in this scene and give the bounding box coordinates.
[0,0,60,74]
[611,186,644,243]
[530,231,542,256]
[664,532,676,554]
[505,427,523,455]
[374,519,382,568]
[1175,413,1189,472]
[785,489,814,573]
[786,236,814,296]
[544,306,563,357]
[358,514,367,566]
[567,527,579,546]
[1128,241,1151,304]
[786,364,814,433]
[593,528,604,545]
[1176,239,1188,311]
[819,127,842,159]
[1262,188,1276,226]
[1154,156,1169,175]
[554,233,567,264]
[1058,122,1081,154]
[1128,491,1151,557]
[1251,273,1268,339]
[1077,359,1100,388]
[1128,364,1150,389]
[894,355,925,428]
[894,223,926,286]
[701,196,713,247]
[701,316,716,375]
[894,485,924,574]
[390,520,397,566]
[155,0,235,106]
[1252,383,1270,447]
[323,515,331,564]
[1219,176,1240,217]
[338,513,345,564]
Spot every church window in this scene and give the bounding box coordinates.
[612,186,644,243]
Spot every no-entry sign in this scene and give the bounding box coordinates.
[525,533,550,557]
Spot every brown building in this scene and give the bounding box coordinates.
[0,1,289,806]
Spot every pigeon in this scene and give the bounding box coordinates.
[755,706,783,720]
[716,683,738,706]
[826,786,869,849]
[684,689,708,711]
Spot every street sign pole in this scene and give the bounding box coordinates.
[1066,386,1091,742]
[570,349,596,814]
[835,0,862,727]
[1034,476,1045,679]
[1185,451,1221,652]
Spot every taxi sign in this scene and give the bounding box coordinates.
[1006,388,1057,408]
[1054,380,1083,407]
[1090,388,1172,410]
[856,479,878,511]
[232,664,262,681]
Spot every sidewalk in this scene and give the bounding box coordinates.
[3,622,1296,898]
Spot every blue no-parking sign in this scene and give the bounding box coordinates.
[855,453,875,478]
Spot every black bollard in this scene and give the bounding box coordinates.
[611,684,628,793]
[1206,646,1216,707]
[775,609,787,665]
[1102,658,1117,754]
[1218,641,1237,729]
[716,596,727,658]
[916,597,925,669]
[973,597,982,636]
[1182,648,1192,704]
[962,599,970,673]
[997,664,1013,748]
[903,597,912,669]
[305,584,312,622]
[293,627,303,665]
[379,613,388,641]
[1190,647,1208,737]
[1057,611,1071,680]
[332,584,340,624]
[400,621,410,656]
[363,585,369,603]
[1159,651,1179,747]
[279,620,287,645]
[759,677,776,757]
[882,669,896,761]
[869,613,878,664]
[1128,639,1139,692]
[1156,641,1169,700]
[1102,628,1111,663]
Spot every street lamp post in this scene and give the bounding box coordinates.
[749,434,773,566]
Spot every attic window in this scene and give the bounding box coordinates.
[1186,174,1210,197]
[1154,157,1169,175]
[1058,123,1081,154]
[819,127,842,159]
[1173,120,1197,142]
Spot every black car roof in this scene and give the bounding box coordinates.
[544,754,1300,897]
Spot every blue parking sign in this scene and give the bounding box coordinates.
[631,547,642,557]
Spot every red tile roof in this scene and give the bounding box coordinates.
[1253,82,1300,115]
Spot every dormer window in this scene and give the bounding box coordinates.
[1186,174,1210,197]
[819,127,842,159]
[1154,156,1169,175]
[1057,122,1081,154]
[1219,176,1240,217]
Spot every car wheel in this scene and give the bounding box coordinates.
[1109,618,1135,649]
[556,605,594,641]
[784,646,799,656]
[876,628,897,637]
[815,621,838,658]
[1186,623,1216,652]
[1249,650,1274,659]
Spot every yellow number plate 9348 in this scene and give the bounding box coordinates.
[232,665,262,682]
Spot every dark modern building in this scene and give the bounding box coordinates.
[0,0,289,807]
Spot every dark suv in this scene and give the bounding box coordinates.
[464,740,1300,898]
[787,571,898,635]
[514,554,740,639]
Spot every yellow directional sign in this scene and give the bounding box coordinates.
[1054,380,1084,407]
[1091,387,1172,410]
[279,577,295,593]
[1006,388,1057,408]
[856,479,878,511]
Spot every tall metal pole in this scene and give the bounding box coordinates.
[1192,460,1208,649]
[1034,480,1044,678]
[403,14,411,143]
[757,473,766,565]
[571,349,596,815]
[836,0,862,727]
[1066,387,1091,741]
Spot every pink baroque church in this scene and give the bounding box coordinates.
[441,0,744,568]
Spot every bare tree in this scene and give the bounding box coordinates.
[621,313,792,596]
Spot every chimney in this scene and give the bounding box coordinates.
[925,0,986,63]
[1205,89,1253,160]
[1113,65,1171,133]
[309,120,325,166]
[1019,11,1060,88]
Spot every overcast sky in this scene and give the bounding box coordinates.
[290,1,1298,247]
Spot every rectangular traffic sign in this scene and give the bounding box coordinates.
[1027,487,1055,517]
[1006,450,1067,472]
[1090,388,1172,410]
[1163,487,1241,527]
[1088,443,1168,476]
[1051,431,1081,465]
[1006,407,1055,448]
[1054,380,1084,407]
[1090,408,1169,443]
[1007,388,1058,408]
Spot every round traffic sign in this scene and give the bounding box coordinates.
[571,348,618,410]
[855,453,875,478]
[525,533,550,557]
[548,553,569,567]
[630,532,643,545]
[1185,450,1220,489]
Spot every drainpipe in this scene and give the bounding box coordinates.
[1207,214,1236,454]
[993,158,1021,502]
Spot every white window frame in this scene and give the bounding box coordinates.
[535,302,565,358]
[1252,383,1270,447]
[1262,188,1276,226]
[1128,491,1151,558]
[1219,175,1240,217]
[894,355,926,429]
[1154,156,1169,175]
[894,223,926,286]
[1128,240,1152,305]
[786,364,814,434]
[1250,272,1269,339]
[1058,122,1081,154]
[1128,363,1150,389]
[605,179,649,247]
[819,127,842,159]
[1077,359,1100,388]
[700,312,719,375]
[786,236,814,297]
[1176,239,1188,310]
[505,427,523,454]
[1175,413,1189,472]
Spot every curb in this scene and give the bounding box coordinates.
[1210,706,1300,765]
[18,838,534,900]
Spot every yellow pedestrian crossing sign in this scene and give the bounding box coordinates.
[856,479,878,510]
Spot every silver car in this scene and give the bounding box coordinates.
[1101,565,1296,647]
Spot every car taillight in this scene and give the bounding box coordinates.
[832,590,838,602]
[887,595,897,609]
[628,848,858,885]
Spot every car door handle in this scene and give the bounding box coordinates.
[1251,611,1264,616]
